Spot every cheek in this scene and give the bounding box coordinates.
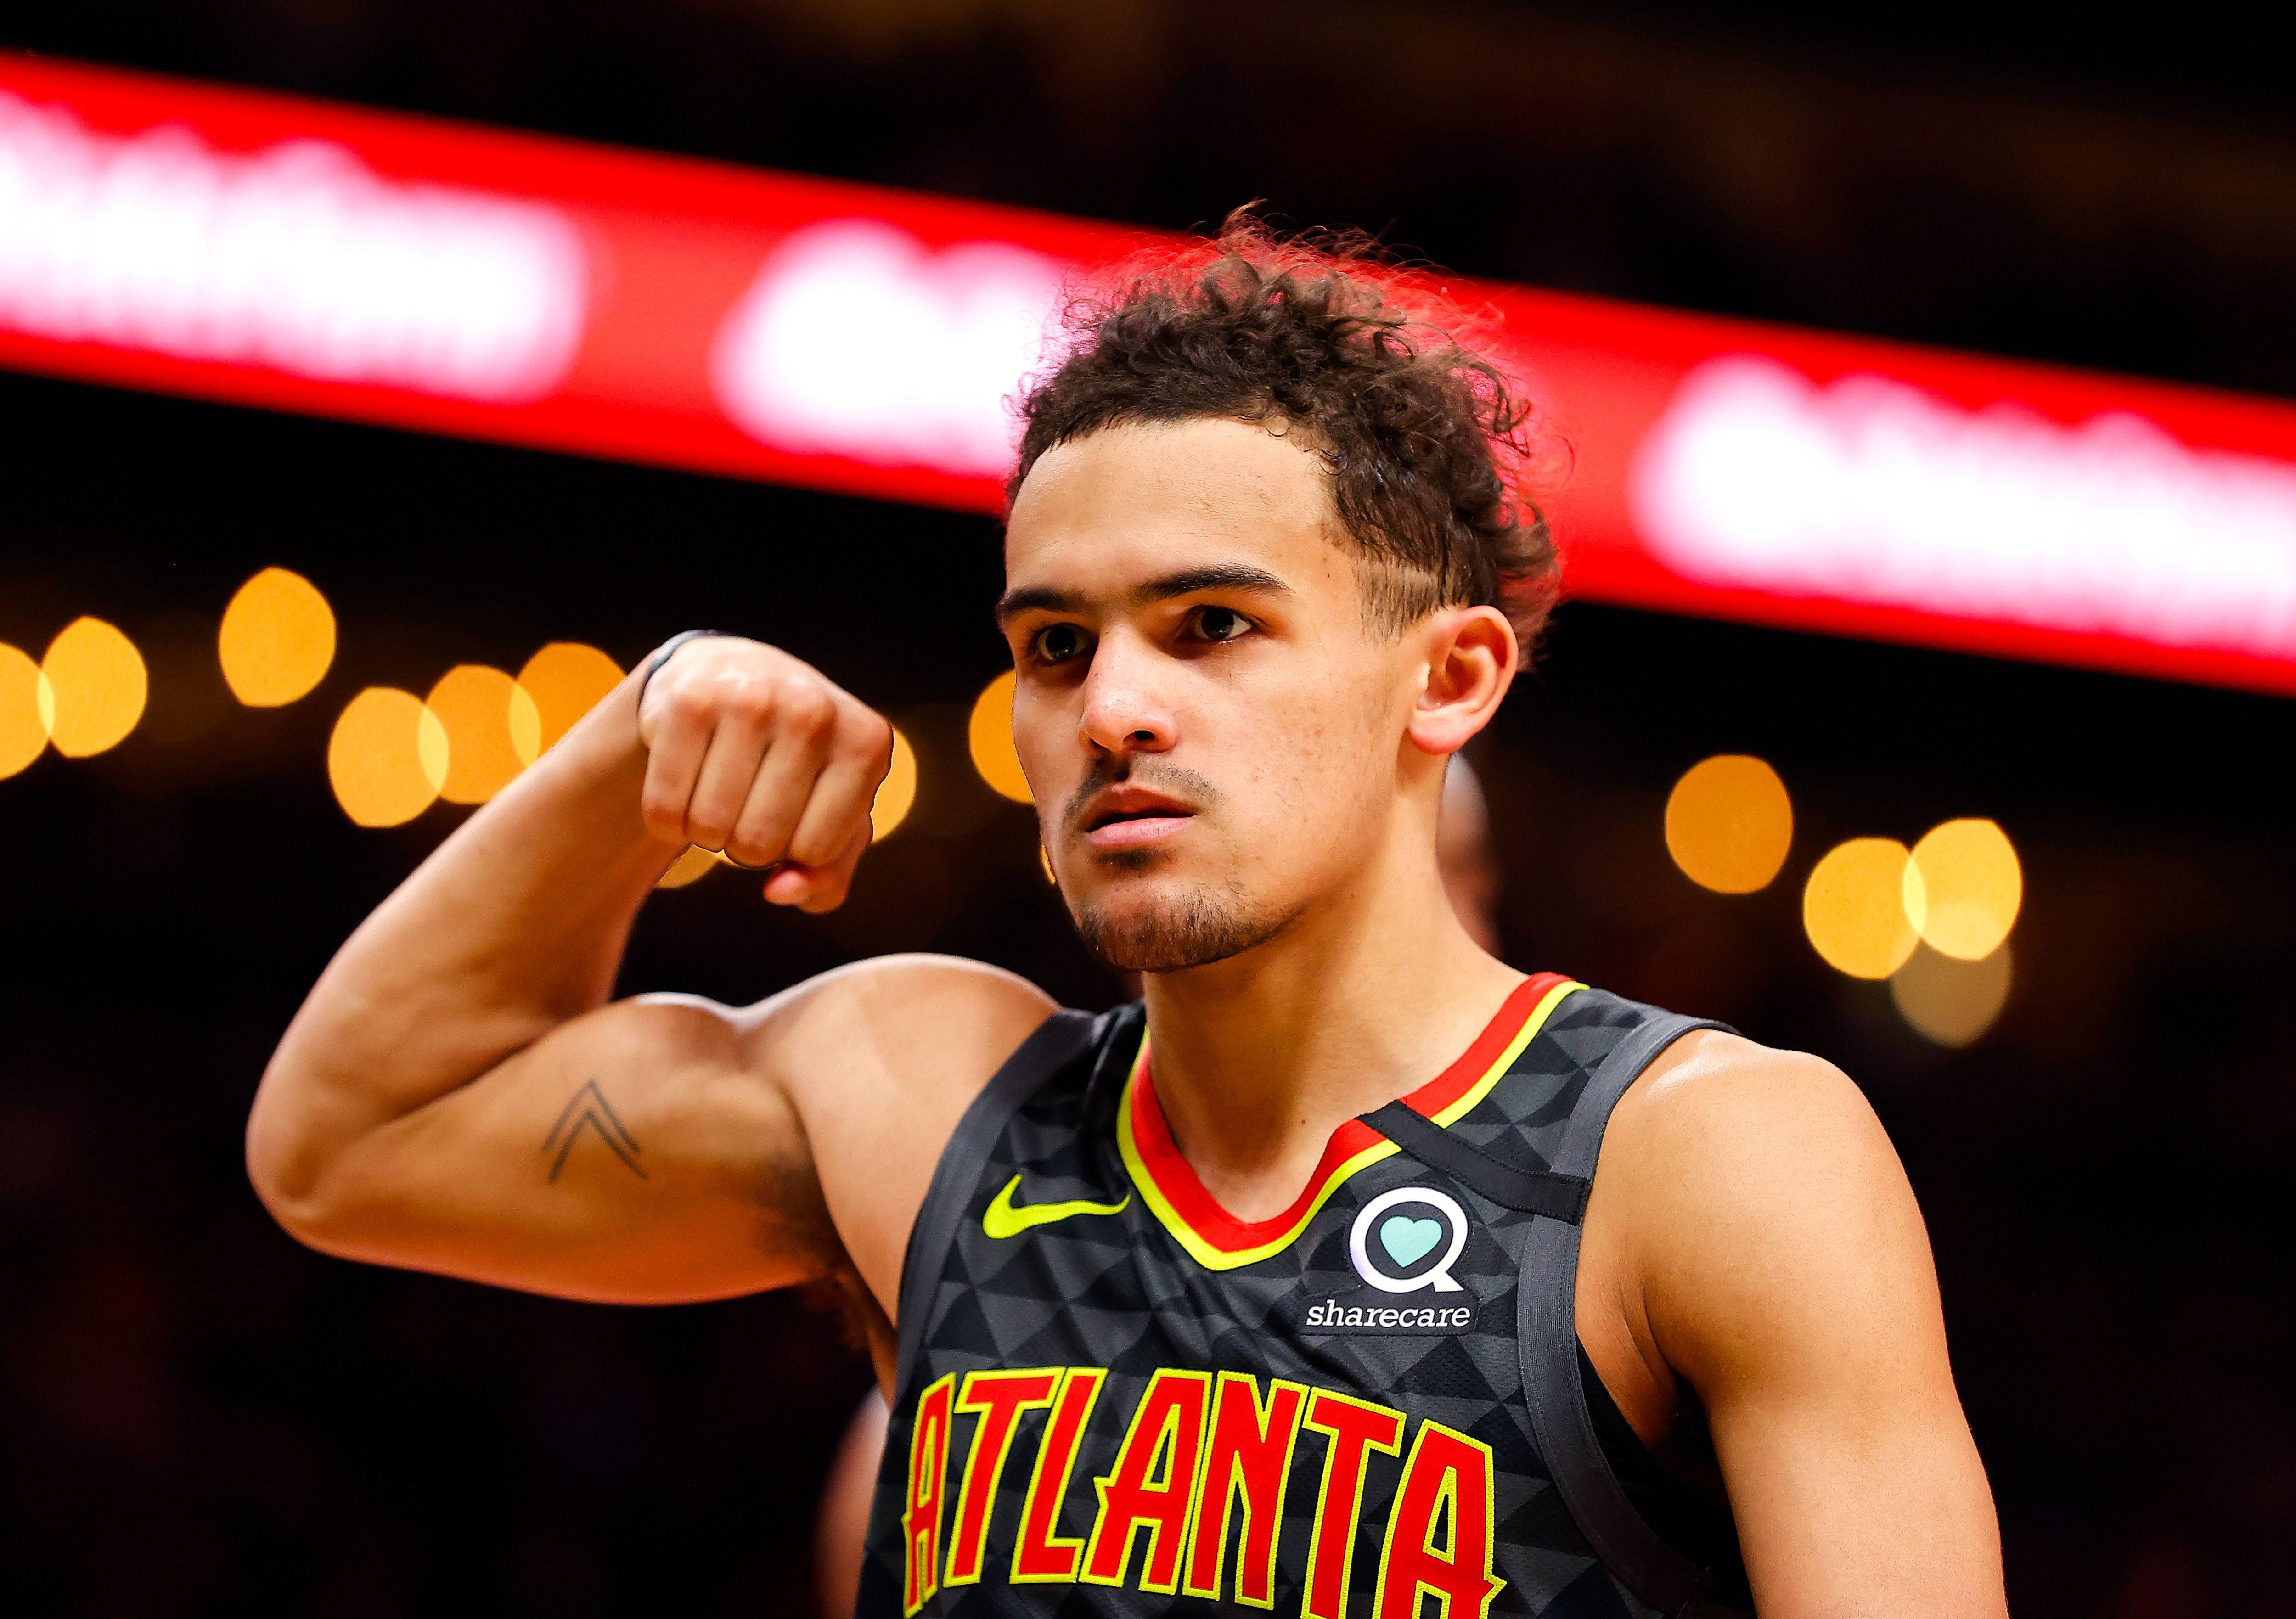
[1014,736,1071,841]
[1012,690,1072,786]
[1218,679,1394,839]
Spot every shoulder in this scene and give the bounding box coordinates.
[1597,1028,1937,1381]
[742,953,1058,1096]
[1609,1027,1895,1188]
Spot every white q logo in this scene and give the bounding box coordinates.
[1349,1187,1469,1294]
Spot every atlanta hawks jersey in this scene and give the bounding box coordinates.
[856,974,1750,1617]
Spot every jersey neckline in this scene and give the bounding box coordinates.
[1115,972,1584,1271]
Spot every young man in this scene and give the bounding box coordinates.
[808,757,1511,1619]
[248,233,2006,1617]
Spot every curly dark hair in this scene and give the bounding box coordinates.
[1007,216,1561,655]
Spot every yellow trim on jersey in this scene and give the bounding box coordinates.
[1117,977,1584,1272]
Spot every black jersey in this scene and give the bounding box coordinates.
[858,976,1752,1618]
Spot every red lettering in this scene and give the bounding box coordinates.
[1081,1369,1213,1593]
[945,1368,1060,1585]
[1301,1390,1407,1619]
[1012,1367,1105,1583]
[1376,1421,1506,1618]
[902,1374,956,1615]
[1182,1373,1307,1606]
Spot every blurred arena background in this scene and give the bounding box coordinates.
[5,2,2296,1614]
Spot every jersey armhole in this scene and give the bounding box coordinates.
[889,1006,1100,1391]
[1517,1001,1755,1619]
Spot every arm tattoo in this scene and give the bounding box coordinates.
[543,1080,648,1183]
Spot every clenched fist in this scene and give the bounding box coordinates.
[636,635,892,912]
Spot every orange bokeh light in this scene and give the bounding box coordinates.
[872,726,917,840]
[42,617,146,758]
[219,568,336,706]
[427,665,529,804]
[1907,818,2022,961]
[1665,754,1793,893]
[1803,837,1923,979]
[514,642,625,762]
[329,688,448,827]
[968,671,1031,803]
[0,643,50,779]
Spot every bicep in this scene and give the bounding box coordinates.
[265,951,1058,1319]
[285,995,831,1304]
[1627,1047,2006,1618]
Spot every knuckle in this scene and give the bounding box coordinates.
[783,685,835,737]
[732,808,793,857]
[729,681,777,726]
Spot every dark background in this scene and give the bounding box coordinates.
[4,3,2295,1614]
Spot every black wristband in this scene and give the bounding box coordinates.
[637,630,730,710]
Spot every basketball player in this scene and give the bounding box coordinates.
[248,229,2006,1616]
[811,757,1510,1619]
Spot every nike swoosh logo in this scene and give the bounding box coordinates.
[982,1174,1131,1239]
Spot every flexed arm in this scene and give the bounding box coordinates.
[246,636,1051,1311]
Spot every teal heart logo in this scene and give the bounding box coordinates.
[1379,1215,1444,1268]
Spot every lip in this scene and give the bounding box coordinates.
[1079,786,1197,851]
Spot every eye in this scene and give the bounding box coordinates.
[1189,606,1252,643]
[1032,622,1089,663]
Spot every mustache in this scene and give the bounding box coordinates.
[1062,755,1222,829]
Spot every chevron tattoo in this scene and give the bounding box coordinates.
[542,1079,648,1183]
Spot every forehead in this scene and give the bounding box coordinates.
[1003,418,1346,594]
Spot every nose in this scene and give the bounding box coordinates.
[1078,630,1176,758]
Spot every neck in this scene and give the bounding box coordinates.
[1138,817,1523,1224]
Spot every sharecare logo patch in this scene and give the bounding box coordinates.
[1293,1296,1480,1334]
[1348,1186,1469,1293]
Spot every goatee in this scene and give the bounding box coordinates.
[1073,884,1301,973]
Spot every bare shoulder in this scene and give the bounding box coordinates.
[744,953,1058,1099]
[739,954,1059,1317]
[1597,1028,1941,1386]
[1609,1028,1900,1197]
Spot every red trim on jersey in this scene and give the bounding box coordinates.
[1126,971,1570,1257]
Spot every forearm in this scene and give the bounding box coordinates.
[251,668,671,1197]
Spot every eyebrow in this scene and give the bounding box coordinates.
[1140,564,1292,603]
[995,563,1293,625]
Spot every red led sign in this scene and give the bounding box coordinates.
[8,51,2296,696]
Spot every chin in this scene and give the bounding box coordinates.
[1067,874,1301,975]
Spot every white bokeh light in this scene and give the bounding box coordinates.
[0,90,588,401]
[1631,354,2296,659]
[709,218,1069,477]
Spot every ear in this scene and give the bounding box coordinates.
[1406,605,1518,757]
